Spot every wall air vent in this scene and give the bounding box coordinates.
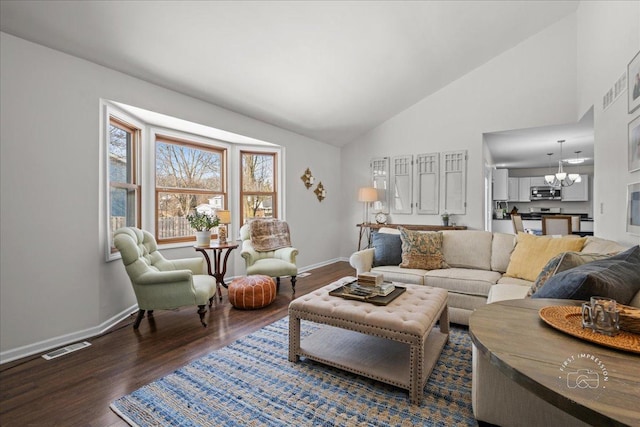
[42,341,91,360]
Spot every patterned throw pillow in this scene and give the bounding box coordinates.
[398,228,449,270]
[529,253,566,296]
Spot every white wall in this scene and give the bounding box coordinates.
[576,1,640,246]
[340,14,579,255]
[0,32,342,361]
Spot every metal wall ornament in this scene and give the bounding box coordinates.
[314,182,326,202]
[300,168,315,189]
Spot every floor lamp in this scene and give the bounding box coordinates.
[358,187,378,249]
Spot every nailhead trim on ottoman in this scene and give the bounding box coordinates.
[228,275,277,309]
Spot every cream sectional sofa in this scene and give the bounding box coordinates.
[351,227,638,427]
[349,228,631,325]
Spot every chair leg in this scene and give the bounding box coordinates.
[198,305,207,327]
[133,309,146,329]
[276,277,281,292]
[147,310,153,316]
[291,275,297,293]
[208,296,214,307]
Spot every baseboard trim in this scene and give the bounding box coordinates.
[0,304,138,365]
[1,258,352,365]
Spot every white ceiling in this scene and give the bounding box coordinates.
[0,0,580,149]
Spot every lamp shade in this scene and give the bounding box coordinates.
[216,209,231,224]
[358,187,378,202]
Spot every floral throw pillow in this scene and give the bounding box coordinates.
[399,228,449,270]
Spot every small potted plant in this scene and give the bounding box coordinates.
[441,211,450,227]
[187,210,219,246]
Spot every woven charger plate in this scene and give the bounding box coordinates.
[539,306,640,354]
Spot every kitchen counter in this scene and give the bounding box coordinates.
[493,216,593,222]
[492,218,594,235]
[497,212,592,221]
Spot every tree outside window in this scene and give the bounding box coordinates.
[241,151,276,224]
[155,136,226,242]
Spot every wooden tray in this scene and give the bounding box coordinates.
[329,284,406,306]
[619,304,640,335]
[539,306,640,354]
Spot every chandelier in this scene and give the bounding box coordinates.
[544,140,580,187]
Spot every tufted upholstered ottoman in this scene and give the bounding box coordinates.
[228,275,277,309]
[288,277,449,404]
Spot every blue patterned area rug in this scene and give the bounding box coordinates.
[111,317,477,426]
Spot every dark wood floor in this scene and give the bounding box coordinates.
[0,261,355,426]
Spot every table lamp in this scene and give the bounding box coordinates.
[216,210,231,243]
[358,187,378,224]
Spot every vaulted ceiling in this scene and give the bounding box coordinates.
[1,1,579,147]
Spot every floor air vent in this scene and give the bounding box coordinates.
[42,341,91,360]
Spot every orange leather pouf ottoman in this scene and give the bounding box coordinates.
[228,275,277,309]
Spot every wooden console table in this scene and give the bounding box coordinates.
[470,299,640,426]
[356,223,468,250]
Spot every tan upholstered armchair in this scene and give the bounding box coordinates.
[239,221,298,291]
[113,227,216,328]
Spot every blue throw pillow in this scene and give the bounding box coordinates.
[532,245,640,304]
[372,232,402,267]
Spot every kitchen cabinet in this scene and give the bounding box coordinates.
[493,169,508,201]
[508,178,519,201]
[529,176,547,187]
[507,177,532,202]
[561,174,589,201]
[517,177,531,202]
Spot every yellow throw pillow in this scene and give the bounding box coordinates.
[504,232,586,282]
[399,228,449,270]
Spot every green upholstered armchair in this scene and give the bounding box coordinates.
[114,227,217,329]
[239,223,298,292]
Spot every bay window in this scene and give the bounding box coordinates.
[103,101,282,260]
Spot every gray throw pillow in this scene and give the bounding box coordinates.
[529,251,612,296]
[532,246,640,304]
[372,232,402,267]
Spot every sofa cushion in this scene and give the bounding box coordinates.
[487,283,531,303]
[425,268,501,297]
[441,230,493,270]
[399,228,449,270]
[370,265,426,285]
[371,232,402,267]
[582,236,627,255]
[491,233,517,273]
[504,233,586,282]
[497,277,533,288]
[530,251,612,296]
[532,246,640,304]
